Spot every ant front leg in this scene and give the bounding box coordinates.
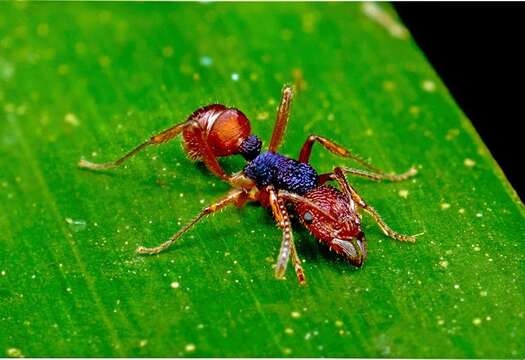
[267,186,305,284]
[137,188,247,255]
[331,167,420,242]
[298,135,417,180]
[268,85,294,152]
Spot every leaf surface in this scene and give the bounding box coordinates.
[0,2,523,357]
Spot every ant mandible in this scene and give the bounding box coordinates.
[79,85,419,284]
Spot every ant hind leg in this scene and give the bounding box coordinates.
[137,188,247,255]
[79,118,234,182]
[183,120,231,181]
[78,122,186,170]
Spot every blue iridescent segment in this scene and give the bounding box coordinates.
[244,152,319,195]
[239,135,262,161]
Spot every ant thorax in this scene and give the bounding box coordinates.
[243,152,319,195]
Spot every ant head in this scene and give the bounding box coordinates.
[329,232,367,267]
[297,185,367,267]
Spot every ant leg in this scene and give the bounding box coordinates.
[298,135,417,179]
[184,120,230,181]
[136,188,247,255]
[338,166,417,182]
[299,135,378,168]
[268,85,294,152]
[78,122,186,170]
[319,166,417,183]
[79,118,233,181]
[289,238,305,285]
[331,167,419,242]
[268,187,306,284]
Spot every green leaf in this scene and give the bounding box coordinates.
[1,2,523,358]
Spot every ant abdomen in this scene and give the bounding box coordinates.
[183,104,260,161]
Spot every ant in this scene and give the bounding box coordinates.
[79,85,419,284]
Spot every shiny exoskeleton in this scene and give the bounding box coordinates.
[79,85,420,284]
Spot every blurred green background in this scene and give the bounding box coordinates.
[0,2,523,358]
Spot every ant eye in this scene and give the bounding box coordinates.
[303,211,314,224]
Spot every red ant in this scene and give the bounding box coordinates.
[79,85,419,284]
